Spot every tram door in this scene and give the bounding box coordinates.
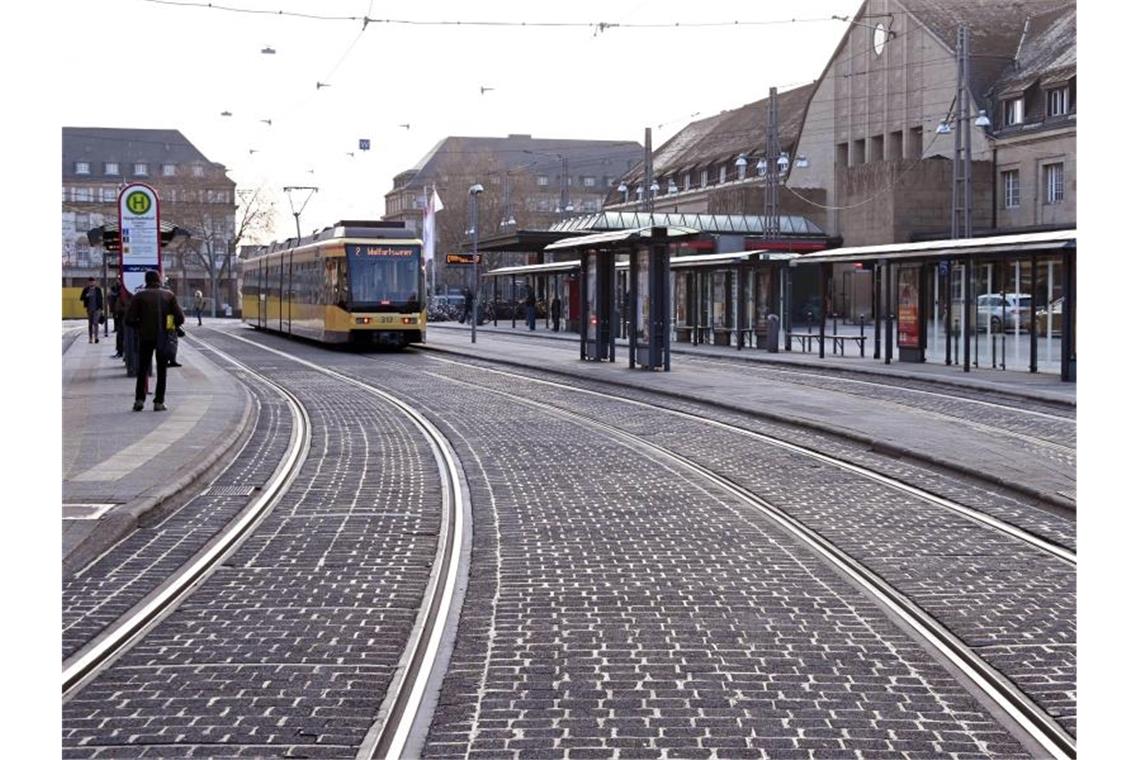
[258,258,268,328]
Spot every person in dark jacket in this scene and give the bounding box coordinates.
[108,281,124,358]
[79,277,104,344]
[459,288,473,324]
[524,288,537,331]
[550,295,562,332]
[125,270,185,411]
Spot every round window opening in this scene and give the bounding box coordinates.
[873,23,887,55]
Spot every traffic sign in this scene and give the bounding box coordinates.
[118,183,160,293]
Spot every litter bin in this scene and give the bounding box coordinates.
[766,314,780,352]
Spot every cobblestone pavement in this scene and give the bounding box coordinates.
[407,354,1077,742]
[62,366,291,660]
[63,324,1072,757]
[206,332,1041,758]
[62,331,443,757]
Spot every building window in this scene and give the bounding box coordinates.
[683,174,691,191]
[1003,97,1024,126]
[1047,87,1069,117]
[103,162,119,175]
[101,187,117,202]
[700,169,708,187]
[192,165,205,177]
[75,213,89,232]
[162,163,177,176]
[133,162,148,176]
[1044,163,1064,204]
[583,176,596,187]
[719,165,727,184]
[75,162,90,175]
[536,175,549,186]
[1001,170,1020,208]
[73,187,93,202]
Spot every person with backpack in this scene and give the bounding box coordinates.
[125,270,185,411]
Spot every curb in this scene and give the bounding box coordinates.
[62,360,257,576]
[418,343,1076,514]
[429,323,1075,408]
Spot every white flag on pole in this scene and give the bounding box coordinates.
[422,187,444,265]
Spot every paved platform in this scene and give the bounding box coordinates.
[431,320,1076,404]
[425,322,1077,510]
[61,321,253,573]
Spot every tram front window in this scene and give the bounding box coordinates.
[346,245,422,310]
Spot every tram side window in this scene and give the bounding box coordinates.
[325,259,347,308]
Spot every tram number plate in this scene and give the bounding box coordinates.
[376,315,397,325]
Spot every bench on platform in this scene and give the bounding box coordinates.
[788,332,867,357]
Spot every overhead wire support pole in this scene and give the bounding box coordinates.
[283,186,319,242]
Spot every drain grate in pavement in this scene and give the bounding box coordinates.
[199,485,257,497]
[63,503,116,520]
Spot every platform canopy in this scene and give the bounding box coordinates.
[545,225,700,253]
[790,229,1076,265]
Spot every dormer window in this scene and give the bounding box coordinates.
[103,162,119,175]
[75,162,90,175]
[133,162,148,176]
[1003,97,1024,127]
[1047,86,1070,117]
[162,163,177,176]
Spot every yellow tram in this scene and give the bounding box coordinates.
[242,220,427,346]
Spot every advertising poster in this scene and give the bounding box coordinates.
[118,183,160,294]
[897,265,921,348]
[637,249,651,343]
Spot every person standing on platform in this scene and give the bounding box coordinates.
[551,294,562,333]
[193,290,206,326]
[79,277,104,344]
[125,270,185,412]
[107,281,124,357]
[459,287,473,324]
[525,288,537,331]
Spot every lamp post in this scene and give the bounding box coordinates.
[469,183,484,344]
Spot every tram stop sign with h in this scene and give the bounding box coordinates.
[118,183,161,294]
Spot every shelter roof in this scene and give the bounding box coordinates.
[790,229,1075,265]
[548,211,826,237]
[545,226,700,252]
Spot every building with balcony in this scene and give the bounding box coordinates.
[62,127,237,310]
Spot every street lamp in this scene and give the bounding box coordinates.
[735,154,747,180]
[618,181,628,203]
[469,183,484,344]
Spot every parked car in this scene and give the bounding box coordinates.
[1035,296,1065,335]
[974,293,1033,332]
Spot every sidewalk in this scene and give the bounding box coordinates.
[62,321,253,573]
[431,320,1075,405]
[425,322,1076,510]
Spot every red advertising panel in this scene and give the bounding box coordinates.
[897,265,921,349]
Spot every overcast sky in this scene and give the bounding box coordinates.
[57,0,863,240]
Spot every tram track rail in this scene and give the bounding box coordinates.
[422,354,1074,566]
[208,330,470,760]
[62,345,313,700]
[417,359,1076,760]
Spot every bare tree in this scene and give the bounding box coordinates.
[168,184,275,316]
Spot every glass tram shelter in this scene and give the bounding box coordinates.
[789,229,1077,380]
[544,226,698,370]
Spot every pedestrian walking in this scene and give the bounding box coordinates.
[125,270,185,412]
[193,290,205,326]
[525,288,537,331]
[79,277,104,344]
[551,295,562,333]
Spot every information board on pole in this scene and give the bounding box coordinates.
[118,183,161,293]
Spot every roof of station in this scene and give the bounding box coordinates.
[547,211,826,236]
[545,226,701,252]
